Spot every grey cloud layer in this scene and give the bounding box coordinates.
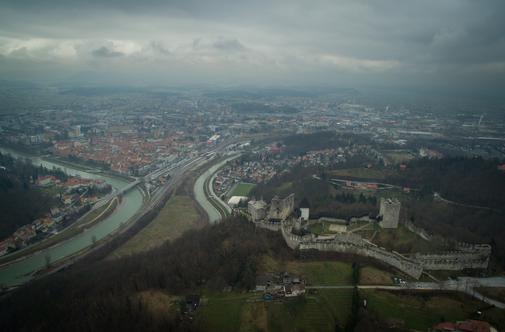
[0,0,504,93]
[92,46,124,58]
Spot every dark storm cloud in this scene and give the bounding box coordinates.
[149,41,171,56]
[91,46,124,58]
[212,38,244,52]
[0,0,504,94]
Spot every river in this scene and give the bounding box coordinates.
[0,147,144,288]
[193,154,239,224]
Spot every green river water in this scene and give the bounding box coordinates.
[0,147,144,288]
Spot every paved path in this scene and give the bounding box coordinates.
[433,192,500,212]
[307,276,505,309]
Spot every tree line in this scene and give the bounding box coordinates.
[387,156,505,210]
[0,153,65,238]
[0,217,293,331]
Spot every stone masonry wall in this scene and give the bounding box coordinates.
[298,235,424,279]
[250,202,490,279]
[414,248,490,270]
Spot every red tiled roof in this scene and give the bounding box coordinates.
[433,322,456,330]
[457,320,491,332]
[433,320,492,332]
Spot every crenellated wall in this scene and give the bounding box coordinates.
[296,233,424,279]
[255,220,282,232]
[280,220,313,249]
[414,250,490,270]
[276,220,490,279]
[248,194,490,279]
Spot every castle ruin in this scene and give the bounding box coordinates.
[246,193,491,279]
[413,244,491,270]
[268,194,295,220]
[379,198,401,229]
[248,199,268,222]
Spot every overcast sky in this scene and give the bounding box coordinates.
[0,0,504,95]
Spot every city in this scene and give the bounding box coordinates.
[1,1,505,332]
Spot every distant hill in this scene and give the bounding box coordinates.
[231,102,300,114]
[204,86,359,98]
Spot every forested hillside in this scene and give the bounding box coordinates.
[281,131,372,156]
[387,157,505,209]
[0,218,292,331]
[0,153,64,238]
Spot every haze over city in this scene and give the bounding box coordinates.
[1,0,504,97]
[1,1,505,332]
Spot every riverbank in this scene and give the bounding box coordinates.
[0,197,119,266]
[205,170,231,219]
[193,154,240,224]
[47,155,136,183]
[78,197,119,229]
[0,147,145,288]
[8,155,213,289]
[0,144,136,184]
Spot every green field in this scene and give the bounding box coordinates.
[258,257,354,286]
[285,261,354,286]
[196,293,251,331]
[192,260,505,331]
[174,286,505,331]
[308,222,324,235]
[360,289,505,331]
[110,195,203,258]
[266,290,353,332]
[372,224,443,254]
[196,289,353,332]
[308,221,350,236]
[359,266,394,285]
[329,168,389,180]
[300,262,353,286]
[230,182,256,197]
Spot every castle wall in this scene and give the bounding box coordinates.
[255,221,282,232]
[277,218,491,277]
[248,193,490,279]
[298,236,423,279]
[404,219,432,241]
[279,220,423,279]
[280,220,307,249]
[414,249,490,270]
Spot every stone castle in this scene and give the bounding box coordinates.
[247,194,491,279]
[379,198,401,229]
[248,194,295,222]
[268,194,295,220]
[248,199,268,222]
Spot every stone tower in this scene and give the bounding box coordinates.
[268,194,295,220]
[379,198,401,229]
[248,199,267,222]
